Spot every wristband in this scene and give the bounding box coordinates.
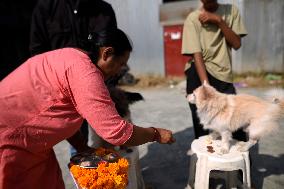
[150,127,160,142]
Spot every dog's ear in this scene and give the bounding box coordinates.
[198,86,207,100]
[200,85,214,100]
[273,97,280,103]
[203,80,209,86]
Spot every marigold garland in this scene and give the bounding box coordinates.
[70,148,129,189]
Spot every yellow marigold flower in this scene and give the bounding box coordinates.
[114,175,123,185]
[118,158,129,173]
[108,163,120,175]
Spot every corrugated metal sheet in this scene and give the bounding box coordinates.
[221,0,284,73]
[240,0,284,73]
[160,1,200,26]
[106,0,165,75]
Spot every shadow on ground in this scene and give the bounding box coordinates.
[250,145,284,189]
[140,128,284,189]
[140,127,194,189]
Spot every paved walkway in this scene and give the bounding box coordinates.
[54,86,284,189]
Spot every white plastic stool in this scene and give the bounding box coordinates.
[188,136,251,189]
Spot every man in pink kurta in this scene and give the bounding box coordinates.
[0,48,134,189]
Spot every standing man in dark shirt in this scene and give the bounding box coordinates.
[30,0,117,55]
[30,0,118,155]
[0,0,37,81]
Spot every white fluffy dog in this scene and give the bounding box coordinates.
[187,82,284,154]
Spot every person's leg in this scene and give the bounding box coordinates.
[186,64,209,139]
[189,104,209,139]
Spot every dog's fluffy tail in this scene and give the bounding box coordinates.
[264,88,284,112]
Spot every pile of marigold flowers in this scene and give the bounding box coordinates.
[70,148,129,189]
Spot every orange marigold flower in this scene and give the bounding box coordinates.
[70,148,129,189]
[118,158,129,173]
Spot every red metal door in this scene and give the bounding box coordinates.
[164,25,191,77]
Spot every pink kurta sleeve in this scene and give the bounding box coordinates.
[64,54,133,145]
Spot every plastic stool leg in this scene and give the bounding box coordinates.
[194,158,202,189]
[204,170,210,189]
[188,154,197,188]
[244,154,251,188]
[194,156,209,189]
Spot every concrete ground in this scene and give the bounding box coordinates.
[54,85,284,189]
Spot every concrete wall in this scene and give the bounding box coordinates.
[105,0,165,76]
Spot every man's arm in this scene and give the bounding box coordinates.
[199,11,241,50]
[193,52,209,83]
[217,19,241,50]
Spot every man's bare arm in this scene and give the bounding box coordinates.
[193,52,209,84]
[199,11,241,50]
[217,19,241,49]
